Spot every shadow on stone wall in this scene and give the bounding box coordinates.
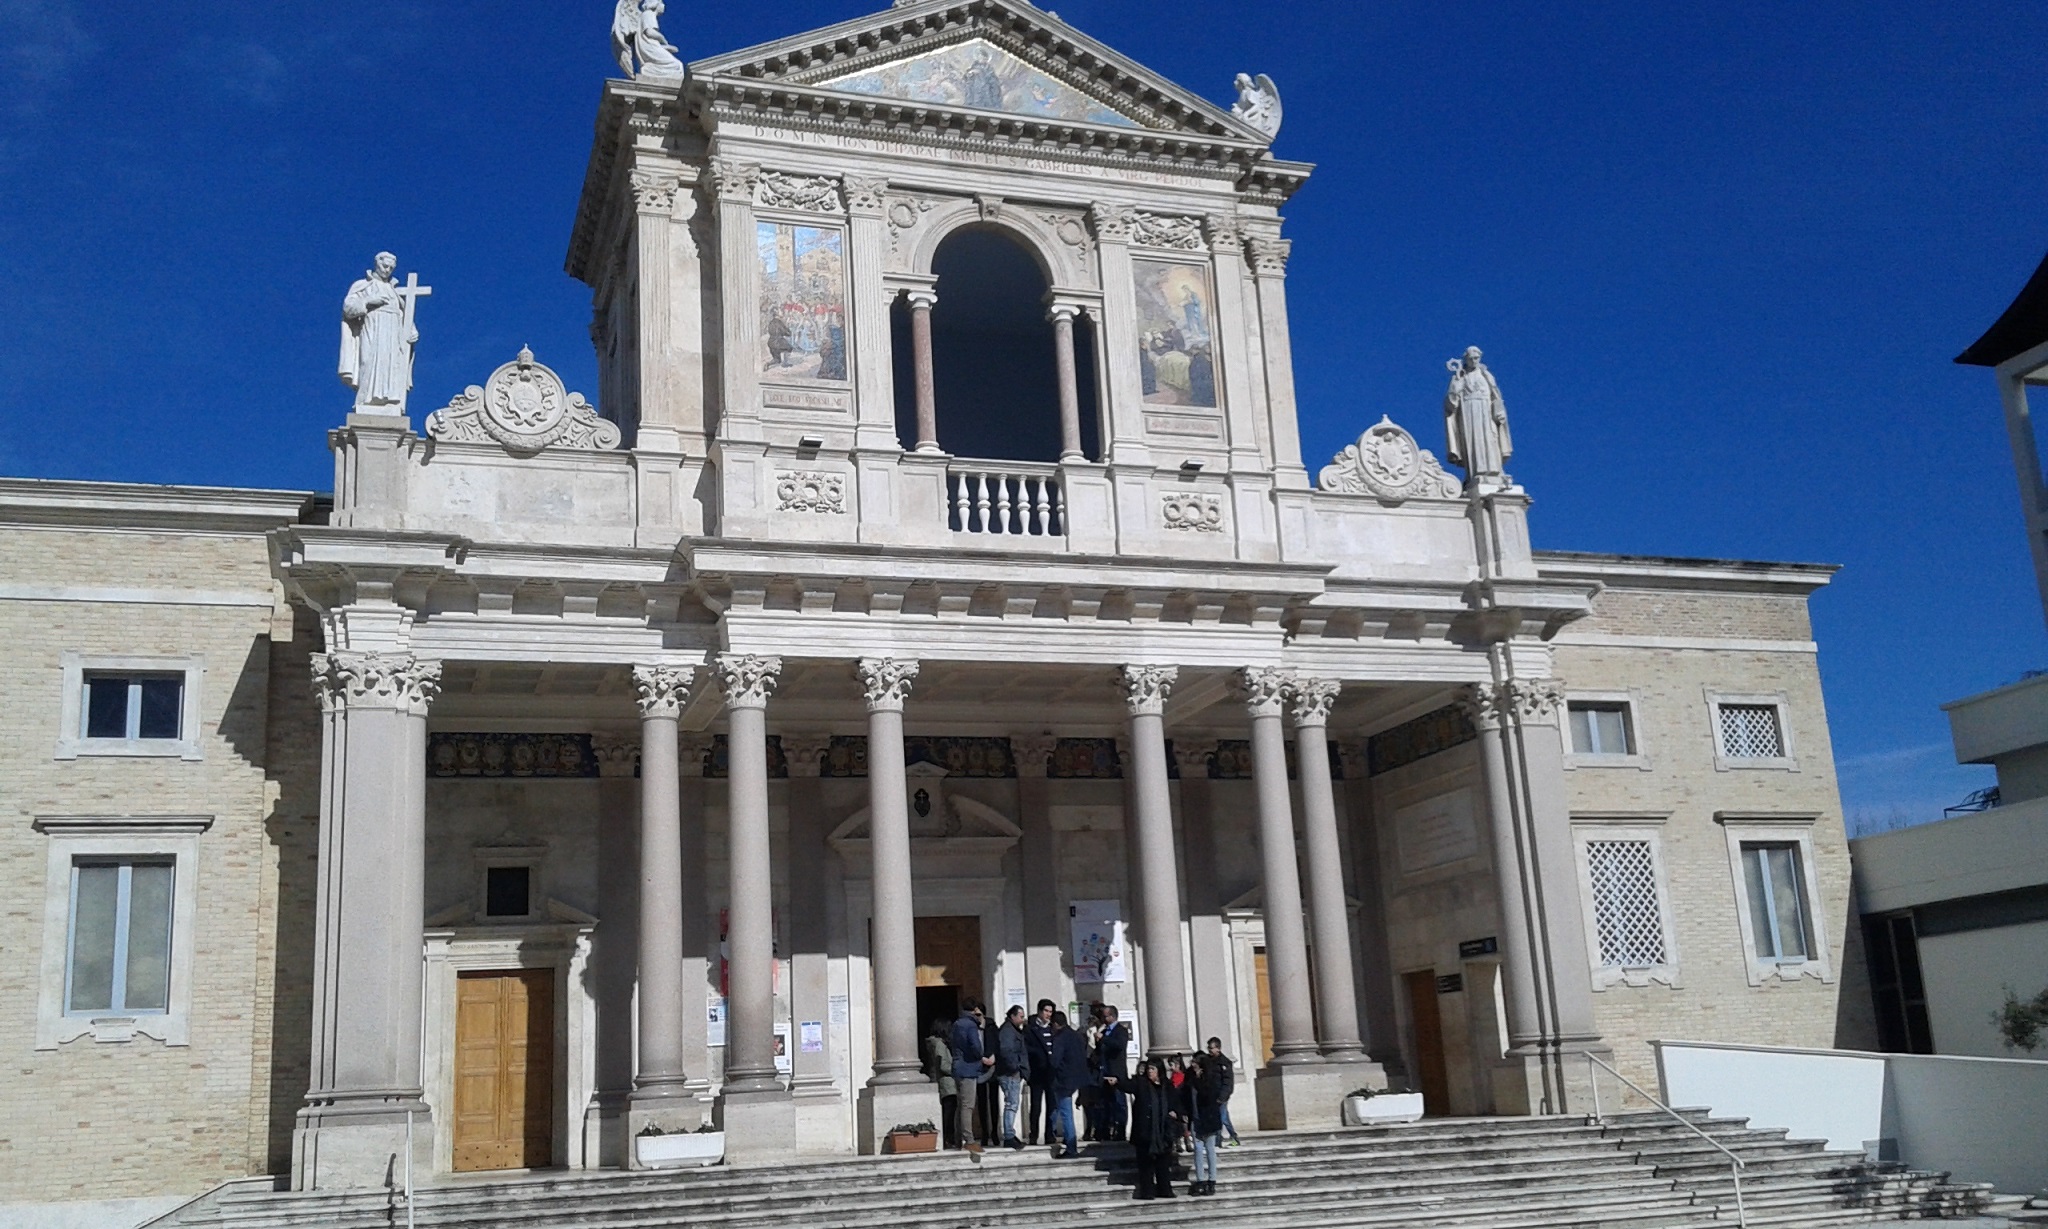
[261,606,323,1173]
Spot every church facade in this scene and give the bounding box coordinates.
[0,1,1863,1216]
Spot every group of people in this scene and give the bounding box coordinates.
[921,998,1240,1199]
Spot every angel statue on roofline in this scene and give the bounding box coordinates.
[613,0,686,82]
[1232,72,1282,139]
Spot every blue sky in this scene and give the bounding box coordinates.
[2,2,2043,830]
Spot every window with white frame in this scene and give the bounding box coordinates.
[56,653,205,761]
[1706,691,1797,771]
[1739,841,1812,963]
[1717,813,1833,986]
[35,815,209,1047]
[1571,817,1679,988]
[1570,702,1634,756]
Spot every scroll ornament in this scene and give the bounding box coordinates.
[1319,416,1463,501]
[756,171,843,214]
[426,347,621,454]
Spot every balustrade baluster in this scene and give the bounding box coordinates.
[1030,477,1050,535]
[972,473,991,533]
[951,474,969,532]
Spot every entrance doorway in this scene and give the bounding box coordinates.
[913,915,983,1036]
[1403,970,1451,1117]
[452,968,554,1172]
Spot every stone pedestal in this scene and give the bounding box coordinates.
[857,1081,944,1155]
[1490,1041,1611,1117]
[292,1100,432,1192]
[719,1088,797,1164]
[1254,1060,1380,1131]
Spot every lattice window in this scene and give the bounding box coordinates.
[1586,839,1667,969]
[1718,704,1784,759]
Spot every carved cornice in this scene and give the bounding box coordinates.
[629,167,684,214]
[1246,237,1292,277]
[1288,677,1342,728]
[708,158,762,204]
[857,657,920,713]
[633,665,699,720]
[842,174,888,216]
[1120,665,1178,717]
[311,652,441,716]
[714,654,782,710]
[590,731,642,778]
[1238,665,1295,718]
[756,170,843,214]
[1089,202,1135,244]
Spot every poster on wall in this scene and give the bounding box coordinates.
[773,1023,793,1073]
[707,996,727,1047]
[800,1020,825,1054]
[1069,899,1127,983]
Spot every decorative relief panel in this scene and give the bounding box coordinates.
[1367,704,1478,776]
[1129,211,1206,252]
[775,470,847,514]
[756,171,844,214]
[816,735,1017,779]
[1319,416,1463,501]
[426,347,621,453]
[428,732,597,778]
[1160,491,1225,533]
[886,196,934,256]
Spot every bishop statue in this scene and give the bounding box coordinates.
[339,252,429,414]
[1443,345,1511,483]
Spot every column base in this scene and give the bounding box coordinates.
[291,1095,433,1191]
[584,1089,631,1169]
[1490,1039,1612,1117]
[717,1087,795,1163]
[791,1077,850,1155]
[1254,1060,1382,1131]
[857,1080,943,1155]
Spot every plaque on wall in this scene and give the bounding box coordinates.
[1435,973,1464,995]
[1394,788,1481,874]
[1458,936,1499,959]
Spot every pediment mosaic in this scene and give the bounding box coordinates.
[818,39,1139,129]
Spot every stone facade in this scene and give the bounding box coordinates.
[0,1,1864,1215]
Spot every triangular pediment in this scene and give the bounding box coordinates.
[690,0,1261,141]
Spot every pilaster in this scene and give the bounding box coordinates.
[1246,235,1308,489]
[844,176,900,451]
[1090,204,1153,469]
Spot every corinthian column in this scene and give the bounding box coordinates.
[712,654,783,1096]
[1289,678,1366,1061]
[1243,666,1317,1065]
[295,652,440,1191]
[859,658,924,1084]
[630,666,698,1123]
[1121,665,1191,1056]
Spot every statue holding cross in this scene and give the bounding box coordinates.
[339,251,430,414]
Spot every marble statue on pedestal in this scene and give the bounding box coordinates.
[1443,345,1512,482]
[1232,73,1283,139]
[339,252,429,415]
[613,0,687,82]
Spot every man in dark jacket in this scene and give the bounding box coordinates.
[1022,999,1057,1145]
[1205,1036,1240,1144]
[1047,1011,1089,1158]
[1095,1004,1132,1142]
[994,1006,1029,1148]
[949,1000,994,1155]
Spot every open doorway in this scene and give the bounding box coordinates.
[914,915,984,1036]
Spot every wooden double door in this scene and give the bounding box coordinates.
[453,969,554,1172]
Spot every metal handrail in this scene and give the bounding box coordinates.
[1585,1052,1747,1229]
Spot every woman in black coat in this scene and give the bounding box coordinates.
[1186,1055,1226,1196]
[1127,1058,1180,1200]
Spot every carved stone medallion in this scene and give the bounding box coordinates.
[426,347,622,454]
[1318,415,1462,501]
[776,470,847,514]
[1160,491,1225,532]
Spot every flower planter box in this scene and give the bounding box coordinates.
[636,1131,725,1168]
[885,1130,941,1154]
[1344,1092,1425,1126]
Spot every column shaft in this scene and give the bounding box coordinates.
[723,699,779,1092]
[1051,307,1083,461]
[1467,686,1545,1051]
[867,703,922,1082]
[1122,666,1190,1055]
[635,707,689,1095]
[909,293,940,453]
[1293,714,1365,1059]
[1247,686,1317,1063]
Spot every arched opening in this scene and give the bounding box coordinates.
[892,225,1100,463]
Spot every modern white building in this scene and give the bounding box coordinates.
[0,3,1870,1221]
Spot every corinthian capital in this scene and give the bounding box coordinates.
[590,731,642,778]
[1288,677,1342,727]
[629,167,684,214]
[842,174,889,216]
[633,665,699,720]
[1088,202,1135,243]
[1453,682,1510,732]
[1238,665,1296,717]
[781,735,832,777]
[707,158,761,203]
[1011,734,1058,777]
[857,657,920,712]
[1245,237,1292,277]
[713,654,782,709]
[311,652,441,716]
[1172,738,1219,776]
[1503,677,1566,725]
[1120,664,1178,716]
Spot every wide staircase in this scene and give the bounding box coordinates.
[157,1109,2020,1229]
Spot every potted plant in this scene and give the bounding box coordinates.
[883,1120,941,1154]
[1343,1086,1425,1126]
[635,1121,726,1168]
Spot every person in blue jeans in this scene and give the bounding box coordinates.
[994,1005,1029,1149]
[1048,1010,1090,1158]
[949,1000,994,1155]
[1205,1037,1241,1144]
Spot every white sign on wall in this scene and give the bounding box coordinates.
[1070,899,1127,983]
[1395,788,1481,873]
[707,996,727,1047]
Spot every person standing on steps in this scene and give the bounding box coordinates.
[1187,1052,1227,1197]
[978,1006,1002,1145]
[1128,1058,1180,1200]
[1205,1036,1241,1145]
[1048,1010,1089,1158]
[1095,1004,1132,1143]
[1023,999,1057,1146]
[949,999,995,1156]
[995,1005,1030,1149]
[924,1018,959,1149]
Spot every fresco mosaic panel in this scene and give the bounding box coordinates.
[821,39,1138,128]
[1367,705,1477,776]
[757,222,847,383]
[428,732,598,778]
[1133,259,1218,408]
